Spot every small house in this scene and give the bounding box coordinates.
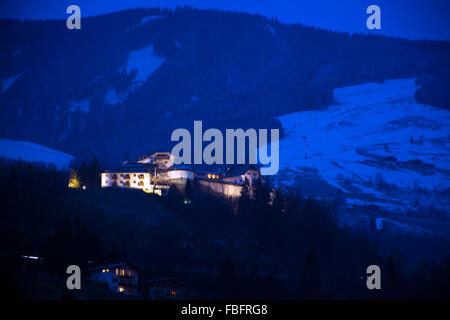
[89,262,141,296]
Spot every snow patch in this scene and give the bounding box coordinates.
[266,24,276,35]
[269,78,450,213]
[117,15,165,35]
[1,72,24,94]
[12,48,22,57]
[0,139,74,170]
[104,89,126,105]
[141,15,163,24]
[56,99,90,113]
[375,217,434,235]
[123,44,165,83]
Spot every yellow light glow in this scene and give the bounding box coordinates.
[119,287,125,293]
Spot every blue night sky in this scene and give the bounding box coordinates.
[0,0,449,41]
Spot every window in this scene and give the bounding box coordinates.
[112,174,117,180]
[138,174,144,180]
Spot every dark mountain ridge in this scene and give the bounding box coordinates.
[0,7,448,166]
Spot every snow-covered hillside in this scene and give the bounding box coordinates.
[123,44,165,83]
[274,78,450,214]
[0,139,74,170]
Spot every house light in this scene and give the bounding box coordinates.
[21,255,42,260]
[119,287,125,293]
[82,186,86,190]
[171,291,176,296]
[102,269,106,273]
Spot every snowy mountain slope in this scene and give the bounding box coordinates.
[0,139,74,170]
[122,44,166,83]
[274,78,450,214]
[1,8,448,165]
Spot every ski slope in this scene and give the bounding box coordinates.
[274,78,450,213]
[0,139,74,170]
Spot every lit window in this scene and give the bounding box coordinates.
[171,291,176,296]
[119,287,125,293]
[106,269,109,272]
[116,268,118,276]
[102,269,105,273]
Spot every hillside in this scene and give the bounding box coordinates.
[0,138,74,169]
[272,78,450,237]
[0,7,449,165]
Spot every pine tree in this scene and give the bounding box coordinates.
[185,179,193,198]
[78,162,89,187]
[298,250,322,299]
[88,157,101,187]
[214,255,237,299]
[253,176,270,215]
[239,177,252,214]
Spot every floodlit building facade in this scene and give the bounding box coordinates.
[101,152,261,198]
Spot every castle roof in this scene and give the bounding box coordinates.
[105,162,152,173]
[89,262,142,273]
[224,164,259,177]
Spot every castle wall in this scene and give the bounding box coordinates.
[197,179,242,198]
[168,169,194,180]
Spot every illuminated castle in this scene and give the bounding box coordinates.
[101,152,261,197]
